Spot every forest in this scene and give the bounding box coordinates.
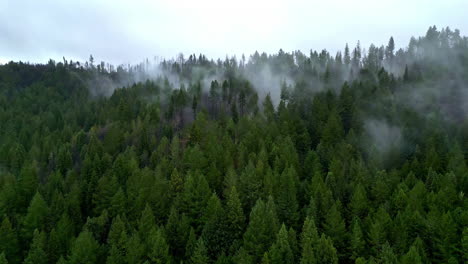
[0,26,467,264]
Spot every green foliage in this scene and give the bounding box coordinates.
[243,197,279,263]
[0,27,466,263]
[350,217,365,260]
[190,238,209,264]
[0,217,19,264]
[299,217,318,264]
[21,192,49,243]
[0,252,7,264]
[147,227,170,264]
[24,230,47,264]
[315,234,338,264]
[68,230,100,264]
[269,224,294,264]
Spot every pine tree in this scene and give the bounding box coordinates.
[233,247,252,264]
[323,201,346,260]
[315,234,338,264]
[263,93,275,122]
[239,161,263,213]
[368,207,391,254]
[0,252,7,264]
[380,242,398,264]
[299,217,318,264]
[17,163,38,209]
[276,167,299,228]
[385,36,395,61]
[349,183,369,219]
[344,43,351,66]
[243,197,279,263]
[109,187,126,218]
[24,230,47,264]
[147,227,170,264]
[261,252,270,264]
[269,224,294,264]
[355,257,366,264]
[191,238,209,264]
[401,245,422,264]
[410,237,428,264]
[225,186,245,246]
[0,176,17,217]
[462,227,468,264]
[350,217,365,260]
[165,207,190,261]
[138,204,156,244]
[21,192,49,243]
[125,233,144,264]
[185,228,197,260]
[169,168,183,196]
[68,230,100,264]
[202,193,228,260]
[287,227,299,262]
[92,174,119,215]
[106,215,127,264]
[0,217,19,264]
[179,171,211,231]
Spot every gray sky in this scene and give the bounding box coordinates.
[1,0,467,65]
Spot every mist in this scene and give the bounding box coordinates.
[1,1,468,65]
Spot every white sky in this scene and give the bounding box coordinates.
[0,0,467,65]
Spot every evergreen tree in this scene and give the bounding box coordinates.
[179,171,211,231]
[243,197,279,263]
[125,233,144,264]
[147,227,170,264]
[21,192,49,243]
[68,230,100,264]
[0,252,7,264]
[269,224,294,264]
[190,238,209,264]
[323,201,346,260]
[315,234,338,264]
[23,230,47,264]
[225,186,245,247]
[276,167,299,228]
[165,207,190,261]
[349,183,369,219]
[380,242,398,264]
[462,227,468,264]
[401,245,422,264]
[385,36,395,60]
[185,228,197,260]
[0,217,19,264]
[138,204,156,244]
[299,217,319,264]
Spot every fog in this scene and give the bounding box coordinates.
[1,0,467,65]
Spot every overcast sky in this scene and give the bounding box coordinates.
[1,0,467,65]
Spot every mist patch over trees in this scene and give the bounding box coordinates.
[0,26,467,263]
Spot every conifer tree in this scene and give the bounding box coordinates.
[191,238,209,264]
[299,217,319,264]
[315,234,338,264]
[21,192,49,243]
[269,224,294,264]
[68,230,100,264]
[147,227,170,264]
[24,230,47,264]
[0,217,19,264]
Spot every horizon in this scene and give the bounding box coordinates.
[1,0,467,65]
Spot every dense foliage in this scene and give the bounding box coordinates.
[0,26,467,263]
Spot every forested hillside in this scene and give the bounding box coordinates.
[0,26,467,264]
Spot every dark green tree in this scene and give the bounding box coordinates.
[24,230,47,264]
[269,224,294,264]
